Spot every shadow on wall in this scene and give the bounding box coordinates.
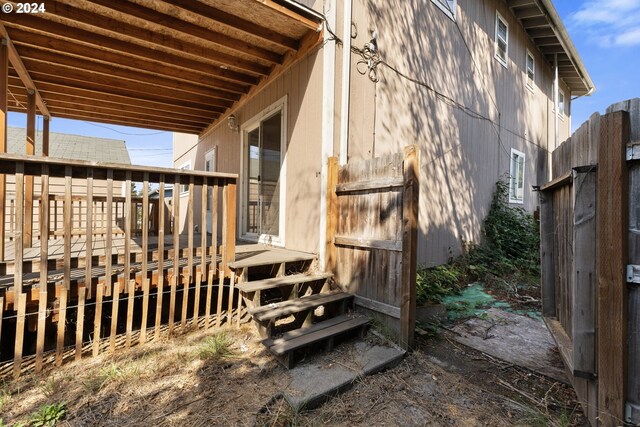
[359,0,547,265]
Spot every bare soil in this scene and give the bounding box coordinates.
[1,324,586,426]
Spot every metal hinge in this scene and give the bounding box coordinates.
[626,142,640,160]
[627,265,640,284]
[626,402,640,423]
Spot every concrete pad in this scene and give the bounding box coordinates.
[450,308,567,382]
[282,339,406,411]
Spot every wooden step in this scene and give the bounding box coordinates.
[228,250,315,269]
[264,315,371,368]
[250,291,352,323]
[236,272,332,293]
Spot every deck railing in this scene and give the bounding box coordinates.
[0,154,237,377]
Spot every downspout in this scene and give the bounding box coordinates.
[319,0,336,270]
[339,0,353,165]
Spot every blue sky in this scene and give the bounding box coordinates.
[7,113,175,167]
[555,0,640,131]
[6,0,638,166]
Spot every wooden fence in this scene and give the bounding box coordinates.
[326,145,418,348]
[0,154,237,378]
[540,98,640,426]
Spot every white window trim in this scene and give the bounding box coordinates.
[553,88,566,121]
[239,95,288,247]
[431,0,457,20]
[495,11,509,68]
[178,160,191,197]
[526,49,535,92]
[204,147,218,173]
[509,148,525,204]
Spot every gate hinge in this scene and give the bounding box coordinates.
[626,402,640,423]
[626,142,640,160]
[627,264,640,284]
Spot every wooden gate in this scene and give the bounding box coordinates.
[540,99,640,426]
[325,145,418,348]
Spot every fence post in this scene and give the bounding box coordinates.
[597,110,630,425]
[400,145,418,349]
[325,157,338,273]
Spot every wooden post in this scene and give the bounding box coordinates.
[216,270,224,328]
[124,171,132,292]
[75,287,86,360]
[539,189,556,318]
[92,283,103,357]
[197,179,207,329]
[125,280,134,348]
[325,157,339,272]
[211,181,219,277]
[597,111,630,425]
[105,170,113,296]
[155,177,165,340]
[14,162,24,295]
[400,145,418,349]
[182,178,194,327]
[13,293,27,378]
[56,288,68,366]
[42,116,49,156]
[222,181,236,276]
[85,169,93,299]
[24,91,35,248]
[109,281,120,352]
[0,297,3,360]
[63,166,72,290]
[172,174,180,330]
[35,164,49,371]
[205,269,214,329]
[0,38,8,261]
[140,174,149,344]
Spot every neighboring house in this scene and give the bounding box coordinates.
[173,0,593,267]
[5,127,131,237]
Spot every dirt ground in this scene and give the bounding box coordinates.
[0,319,586,427]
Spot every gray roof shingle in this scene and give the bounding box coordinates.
[7,127,131,164]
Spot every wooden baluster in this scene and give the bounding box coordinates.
[13,293,27,378]
[155,176,165,340]
[197,179,207,329]
[140,173,149,344]
[182,177,194,328]
[35,164,49,371]
[92,283,103,357]
[125,280,134,348]
[124,172,131,294]
[63,166,71,291]
[14,162,24,295]
[56,288,67,366]
[170,174,180,335]
[75,287,86,360]
[85,169,93,299]
[0,297,3,359]
[109,282,120,352]
[105,170,113,297]
[0,38,7,261]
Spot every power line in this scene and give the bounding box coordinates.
[82,121,169,136]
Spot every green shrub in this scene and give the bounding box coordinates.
[196,332,235,360]
[416,264,463,305]
[30,403,66,427]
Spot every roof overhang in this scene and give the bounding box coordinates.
[506,0,595,97]
[0,0,323,134]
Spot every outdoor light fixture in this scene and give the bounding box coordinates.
[227,114,239,132]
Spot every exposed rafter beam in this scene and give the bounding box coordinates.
[507,0,536,7]
[48,110,203,134]
[0,23,49,118]
[1,17,259,85]
[256,0,322,32]
[514,6,544,20]
[166,0,299,51]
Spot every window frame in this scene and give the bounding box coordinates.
[509,148,525,204]
[526,49,535,91]
[495,11,509,68]
[558,89,566,118]
[431,0,457,20]
[178,160,191,196]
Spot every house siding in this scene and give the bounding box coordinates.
[341,0,572,265]
[174,50,325,253]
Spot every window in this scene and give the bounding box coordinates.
[509,149,525,204]
[179,160,191,196]
[495,12,508,67]
[558,89,565,116]
[431,0,457,20]
[526,50,535,90]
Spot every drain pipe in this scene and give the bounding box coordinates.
[339,0,353,166]
[319,0,337,270]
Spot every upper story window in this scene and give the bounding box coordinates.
[526,50,535,90]
[509,149,525,204]
[179,160,191,195]
[558,90,566,116]
[495,12,509,68]
[431,0,457,20]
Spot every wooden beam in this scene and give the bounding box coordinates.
[507,0,537,7]
[0,38,7,261]
[514,6,544,19]
[15,45,242,102]
[2,17,259,86]
[42,115,49,156]
[49,110,203,134]
[527,27,556,38]
[168,0,299,51]
[521,17,550,29]
[43,0,272,75]
[597,111,629,425]
[9,77,225,117]
[9,28,249,94]
[0,23,49,118]
[257,0,321,32]
[24,91,35,248]
[201,28,322,137]
[86,0,283,64]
